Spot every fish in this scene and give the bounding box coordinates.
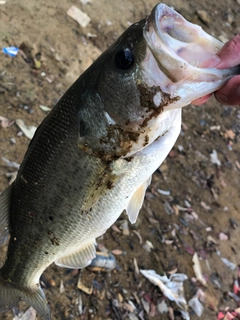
[0,3,239,320]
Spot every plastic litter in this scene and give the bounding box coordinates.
[88,252,116,272]
[140,269,189,319]
[2,46,19,57]
[188,289,205,317]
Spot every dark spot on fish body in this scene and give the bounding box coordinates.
[107,180,114,189]
[51,237,60,246]
[125,156,134,162]
[143,135,149,146]
[28,211,38,218]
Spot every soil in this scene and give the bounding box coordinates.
[0,0,240,319]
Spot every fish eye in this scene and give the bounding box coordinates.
[115,47,134,70]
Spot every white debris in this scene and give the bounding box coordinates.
[210,149,221,166]
[219,232,228,241]
[87,32,97,38]
[157,189,170,196]
[210,125,221,131]
[143,240,154,252]
[120,219,129,236]
[216,250,237,270]
[10,138,16,144]
[39,105,51,112]
[192,253,207,286]
[75,292,83,314]
[67,5,91,28]
[15,119,37,140]
[59,279,65,293]
[2,157,20,169]
[141,297,150,314]
[140,269,189,319]
[178,145,184,152]
[218,32,229,43]
[157,300,168,313]
[80,0,92,4]
[188,289,205,317]
[184,200,191,208]
[5,171,18,184]
[13,307,36,320]
[221,257,236,270]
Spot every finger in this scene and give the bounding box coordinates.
[191,94,212,105]
[215,75,240,105]
[214,34,240,69]
[199,34,240,69]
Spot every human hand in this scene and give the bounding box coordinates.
[193,34,240,106]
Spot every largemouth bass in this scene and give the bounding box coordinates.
[0,3,239,319]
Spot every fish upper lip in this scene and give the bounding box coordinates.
[143,4,225,83]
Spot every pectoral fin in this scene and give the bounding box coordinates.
[126,176,152,224]
[55,241,96,269]
[0,186,12,246]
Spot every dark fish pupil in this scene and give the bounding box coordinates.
[115,48,134,70]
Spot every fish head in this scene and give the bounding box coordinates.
[78,4,239,160]
[142,3,238,106]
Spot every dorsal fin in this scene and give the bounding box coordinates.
[0,186,12,246]
[126,176,152,224]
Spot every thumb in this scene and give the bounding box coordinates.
[214,75,240,105]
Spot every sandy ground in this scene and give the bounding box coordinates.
[0,0,240,319]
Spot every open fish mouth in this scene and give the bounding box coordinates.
[143,3,240,107]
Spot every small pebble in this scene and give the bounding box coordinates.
[10,137,16,144]
[196,9,211,25]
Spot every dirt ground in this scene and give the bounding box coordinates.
[0,0,240,319]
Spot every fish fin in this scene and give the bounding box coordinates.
[0,186,12,246]
[0,277,51,320]
[126,176,152,224]
[55,240,96,269]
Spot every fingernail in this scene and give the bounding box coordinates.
[200,55,221,68]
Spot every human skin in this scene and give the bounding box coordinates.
[192,34,240,106]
